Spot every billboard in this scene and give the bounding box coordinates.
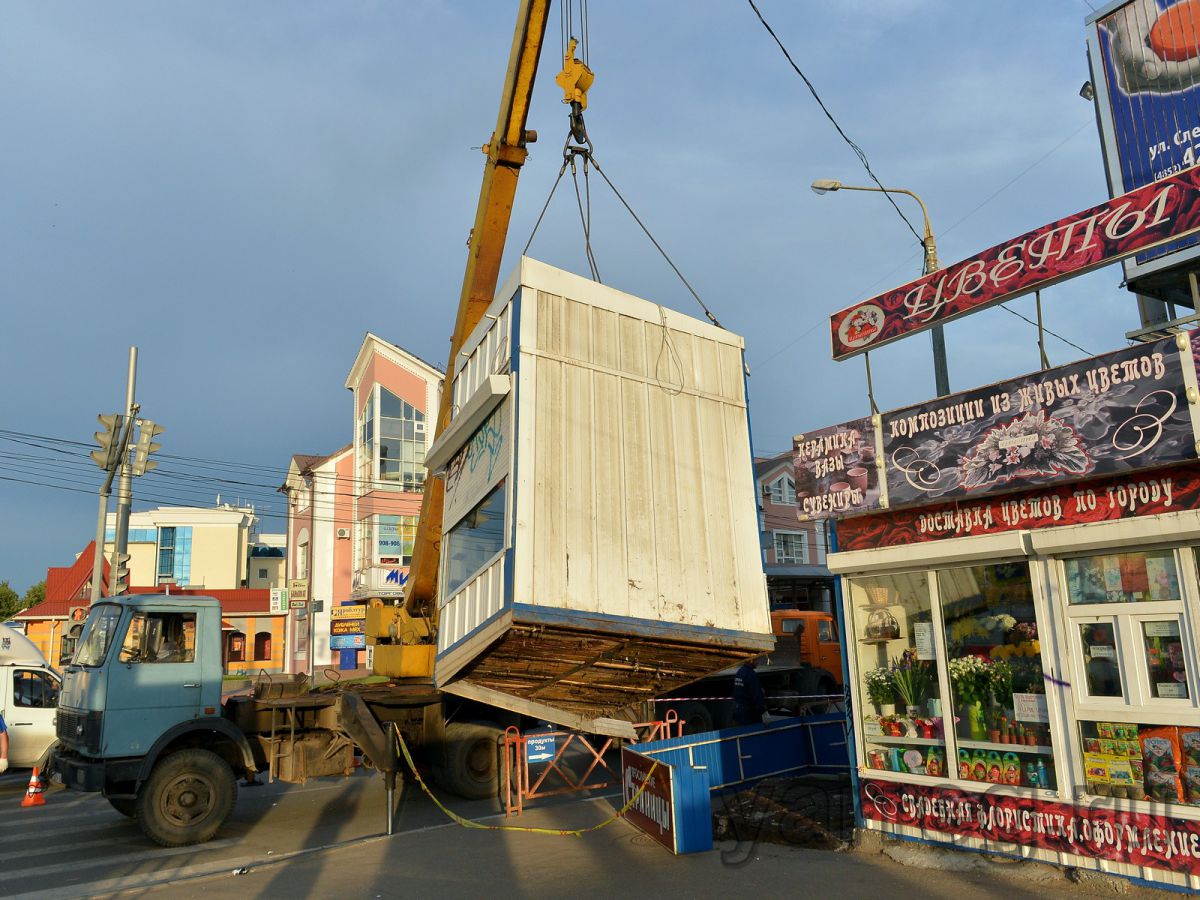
[828,167,1200,360]
[882,335,1196,506]
[793,418,884,520]
[1088,0,1200,279]
[799,333,1200,521]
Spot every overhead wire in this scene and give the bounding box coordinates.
[743,1,1099,369]
[746,0,922,247]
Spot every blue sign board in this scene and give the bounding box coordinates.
[525,734,556,764]
[330,633,366,650]
[1090,0,1200,271]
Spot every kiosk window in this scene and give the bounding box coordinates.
[1065,550,1180,605]
[1079,622,1123,698]
[1142,620,1189,700]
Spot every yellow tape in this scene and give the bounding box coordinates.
[392,724,659,836]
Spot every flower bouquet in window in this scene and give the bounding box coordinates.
[891,649,932,716]
[864,666,896,716]
[948,655,992,740]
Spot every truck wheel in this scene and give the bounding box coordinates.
[108,797,137,818]
[675,701,714,735]
[135,749,236,847]
[442,721,503,800]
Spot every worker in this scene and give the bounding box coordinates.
[0,714,7,773]
[733,661,766,726]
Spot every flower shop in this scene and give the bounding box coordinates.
[794,332,1200,890]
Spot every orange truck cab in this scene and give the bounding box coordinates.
[769,609,843,684]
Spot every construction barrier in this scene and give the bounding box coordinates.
[503,712,682,818]
[620,712,851,854]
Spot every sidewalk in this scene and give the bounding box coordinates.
[104,790,1168,900]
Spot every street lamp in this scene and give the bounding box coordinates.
[812,178,950,396]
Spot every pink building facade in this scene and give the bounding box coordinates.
[755,451,834,611]
[282,334,442,671]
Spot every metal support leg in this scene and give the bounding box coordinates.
[385,727,397,836]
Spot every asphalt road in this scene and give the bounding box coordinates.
[0,765,513,899]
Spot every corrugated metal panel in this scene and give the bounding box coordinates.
[517,263,769,635]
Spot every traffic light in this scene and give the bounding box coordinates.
[90,414,125,472]
[111,552,132,595]
[129,420,164,476]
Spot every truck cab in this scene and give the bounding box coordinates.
[54,596,258,846]
[0,625,60,768]
[769,609,843,681]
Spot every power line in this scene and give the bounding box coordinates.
[746,0,923,247]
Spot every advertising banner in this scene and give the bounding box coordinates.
[793,417,884,520]
[621,748,677,853]
[331,604,366,620]
[882,335,1195,507]
[330,633,366,650]
[288,579,309,605]
[1090,1,1200,272]
[828,167,1200,360]
[331,618,365,636]
[270,588,288,614]
[861,778,1200,877]
[837,462,1200,551]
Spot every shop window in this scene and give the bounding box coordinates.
[1065,549,1179,605]
[1078,622,1123,698]
[939,562,1056,789]
[1063,549,1193,708]
[253,631,272,661]
[1079,720,1200,804]
[1142,620,1188,700]
[848,573,949,778]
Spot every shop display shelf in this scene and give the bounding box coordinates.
[957,738,1053,755]
[866,734,942,746]
[858,637,899,645]
[858,603,902,611]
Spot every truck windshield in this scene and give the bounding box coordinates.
[72,604,124,667]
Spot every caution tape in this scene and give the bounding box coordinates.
[392,724,658,837]
[653,694,844,702]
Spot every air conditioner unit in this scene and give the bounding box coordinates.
[336,528,350,539]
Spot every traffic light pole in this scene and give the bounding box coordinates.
[89,413,135,603]
[112,347,138,593]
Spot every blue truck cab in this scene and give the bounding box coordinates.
[54,595,258,846]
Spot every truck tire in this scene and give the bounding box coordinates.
[442,721,503,800]
[674,701,715,735]
[135,749,236,847]
[107,797,137,818]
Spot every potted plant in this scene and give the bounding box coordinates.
[864,666,897,716]
[891,649,932,716]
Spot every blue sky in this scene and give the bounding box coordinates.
[0,1,1133,592]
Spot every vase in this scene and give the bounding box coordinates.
[966,701,987,741]
[927,698,942,718]
[879,703,896,717]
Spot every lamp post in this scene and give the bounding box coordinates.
[812,178,950,397]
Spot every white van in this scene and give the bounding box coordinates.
[0,626,60,768]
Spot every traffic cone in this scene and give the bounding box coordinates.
[21,767,45,808]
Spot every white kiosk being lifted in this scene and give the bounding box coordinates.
[425,258,774,732]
